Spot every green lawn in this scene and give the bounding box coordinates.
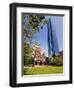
[24,66,63,75]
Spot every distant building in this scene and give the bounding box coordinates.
[59,51,63,55]
[52,51,63,57]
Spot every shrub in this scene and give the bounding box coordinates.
[50,55,63,66]
[24,56,34,66]
[46,57,51,65]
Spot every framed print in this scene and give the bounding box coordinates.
[10,3,72,87]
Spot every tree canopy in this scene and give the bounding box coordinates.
[23,15,48,66]
[23,15,48,44]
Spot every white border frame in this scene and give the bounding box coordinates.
[16,7,70,84]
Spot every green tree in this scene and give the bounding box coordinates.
[23,15,48,66]
[50,55,63,66]
[24,43,33,66]
[23,15,48,44]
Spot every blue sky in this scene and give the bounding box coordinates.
[33,16,63,56]
[23,15,63,57]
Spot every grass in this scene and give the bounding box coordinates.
[24,66,63,75]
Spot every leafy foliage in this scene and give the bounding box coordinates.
[50,55,63,66]
[23,15,48,66]
[23,15,48,44]
[24,43,33,65]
